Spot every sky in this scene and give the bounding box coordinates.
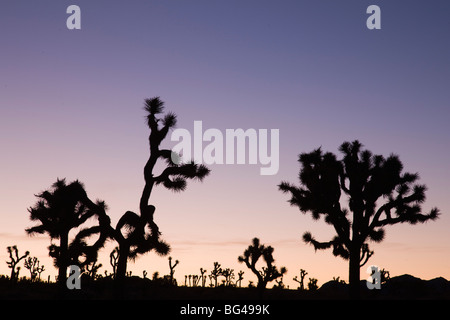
[1,0,450,289]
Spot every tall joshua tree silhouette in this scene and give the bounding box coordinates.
[26,178,110,287]
[112,97,210,282]
[279,140,440,299]
[238,238,287,293]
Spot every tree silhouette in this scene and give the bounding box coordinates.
[109,246,119,279]
[26,178,110,287]
[209,261,222,287]
[111,97,210,282]
[293,269,308,290]
[236,270,245,288]
[199,267,207,287]
[308,278,318,291]
[24,256,40,281]
[238,238,287,292]
[168,256,179,285]
[6,245,29,282]
[279,140,440,299]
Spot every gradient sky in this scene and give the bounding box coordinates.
[1,0,449,288]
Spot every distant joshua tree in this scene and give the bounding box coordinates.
[209,262,222,287]
[308,278,318,291]
[380,268,390,284]
[279,140,440,299]
[168,256,179,285]
[23,256,44,281]
[220,268,235,287]
[6,245,29,283]
[111,97,210,282]
[293,269,308,290]
[236,270,245,288]
[109,246,119,279]
[238,238,287,292]
[199,268,207,287]
[333,276,346,284]
[26,179,110,288]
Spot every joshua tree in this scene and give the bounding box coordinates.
[380,268,390,284]
[26,179,110,287]
[220,268,235,287]
[279,140,440,298]
[168,256,179,285]
[293,269,308,290]
[109,246,119,278]
[24,256,39,281]
[193,275,201,287]
[36,262,45,281]
[199,268,207,287]
[308,278,318,291]
[112,97,210,282]
[236,270,245,288]
[333,276,346,284]
[238,238,287,292]
[209,262,222,287]
[274,275,285,289]
[6,245,29,282]
[84,260,102,280]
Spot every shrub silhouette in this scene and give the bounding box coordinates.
[238,238,287,292]
[6,245,29,283]
[279,140,440,299]
[293,269,308,290]
[26,179,110,288]
[308,278,318,291]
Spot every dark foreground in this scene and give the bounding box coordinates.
[1,274,449,300]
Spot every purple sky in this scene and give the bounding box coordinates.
[1,1,449,287]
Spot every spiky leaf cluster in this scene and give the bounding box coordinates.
[279,140,440,266]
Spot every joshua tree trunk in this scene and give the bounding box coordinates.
[58,232,69,287]
[116,244,130,282]
[348,243,361,299]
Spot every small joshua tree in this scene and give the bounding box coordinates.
[24,256,40,281]
[84,260,102,280]
[112,97,210,282]
[6,246,29,283]
[236,270,245,288]
[293,269,308,290]
[26,179,110,288]
[110,246,119,279]
[220,268,235,287]
[210,262,222,287]
[168,256,179,285]
[199,268,207,287]
[308,278,318,291]
[36,263,45,281]
[238,238,287,291]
